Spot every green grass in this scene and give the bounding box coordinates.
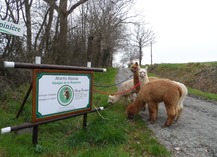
[0,67,170,157]
[188,87,217,101]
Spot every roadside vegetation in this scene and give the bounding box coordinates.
[0,68,170,157]
[147,62,217,102]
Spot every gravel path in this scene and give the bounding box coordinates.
[116,68,217,157]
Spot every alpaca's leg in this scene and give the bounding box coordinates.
[127,94,135,103]
[149,103,159,118]
[122,95,129,105]
[163,103,176,127]
[127,96,132,103]
[142,103,147,111]
[175,97,184,121]
[132,93,137,101]
[175,109,183,121]
[148,102,158,124]
[156,103,159,119]
[175,103,183,121]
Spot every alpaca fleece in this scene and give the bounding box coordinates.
[173,81,188,121]
[126,79,182,127]
[108,79,136,104]
[150,80,188,121]
[131,62,140,93]
[138,67,149,88]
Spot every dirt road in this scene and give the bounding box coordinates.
[116,68,217,157]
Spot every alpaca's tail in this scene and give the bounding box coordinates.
[178,85,183,99]
[177,83,188,109]
[173,81,186,108]
[175,83,188,121]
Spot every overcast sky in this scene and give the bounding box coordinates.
[132,0,217,64]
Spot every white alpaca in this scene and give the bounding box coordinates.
[108,79,135,104]
[139,67,149,88]
[108,67,149,104]
[139,67,159,87]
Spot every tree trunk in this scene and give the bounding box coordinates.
[56,0,68,65]
[24,0,33,60]
[139,40,142,66]
[87,35,94,63]
[95,32,102,67]
[39,2,54,56]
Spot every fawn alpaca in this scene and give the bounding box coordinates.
[126,79,182,127]
[130,62,141,93]
[147,80,188,121]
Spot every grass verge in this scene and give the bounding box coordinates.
[187,87,217,102]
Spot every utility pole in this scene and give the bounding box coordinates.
[150,41,153,66]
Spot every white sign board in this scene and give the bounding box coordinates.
[32,69,93,122]
[0,19,23,37]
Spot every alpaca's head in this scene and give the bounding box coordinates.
[130,62,140,73]
[125,103,137,119]
[139,67,148,79]
[126,98,143,119]
[63,87,70,100]
[108,95,116,104]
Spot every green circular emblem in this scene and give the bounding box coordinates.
[57,85,74,106]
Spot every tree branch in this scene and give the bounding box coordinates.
[43,0,59,11]
[67,0,88,15]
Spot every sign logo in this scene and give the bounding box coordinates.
[57,85,74,106]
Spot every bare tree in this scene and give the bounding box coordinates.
[33,1,54,58]
[1,0,142,69]
[0,0,31,90]
[132,22,155,66]
[43,0,88,65]
[80,0,135,67]
[0,0,25,61]
[120,42,139,65]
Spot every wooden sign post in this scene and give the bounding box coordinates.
[1,61,106,145]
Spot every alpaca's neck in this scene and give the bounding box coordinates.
[140,76,149,87]
[133,71,140,93]
[132,98,143,114]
